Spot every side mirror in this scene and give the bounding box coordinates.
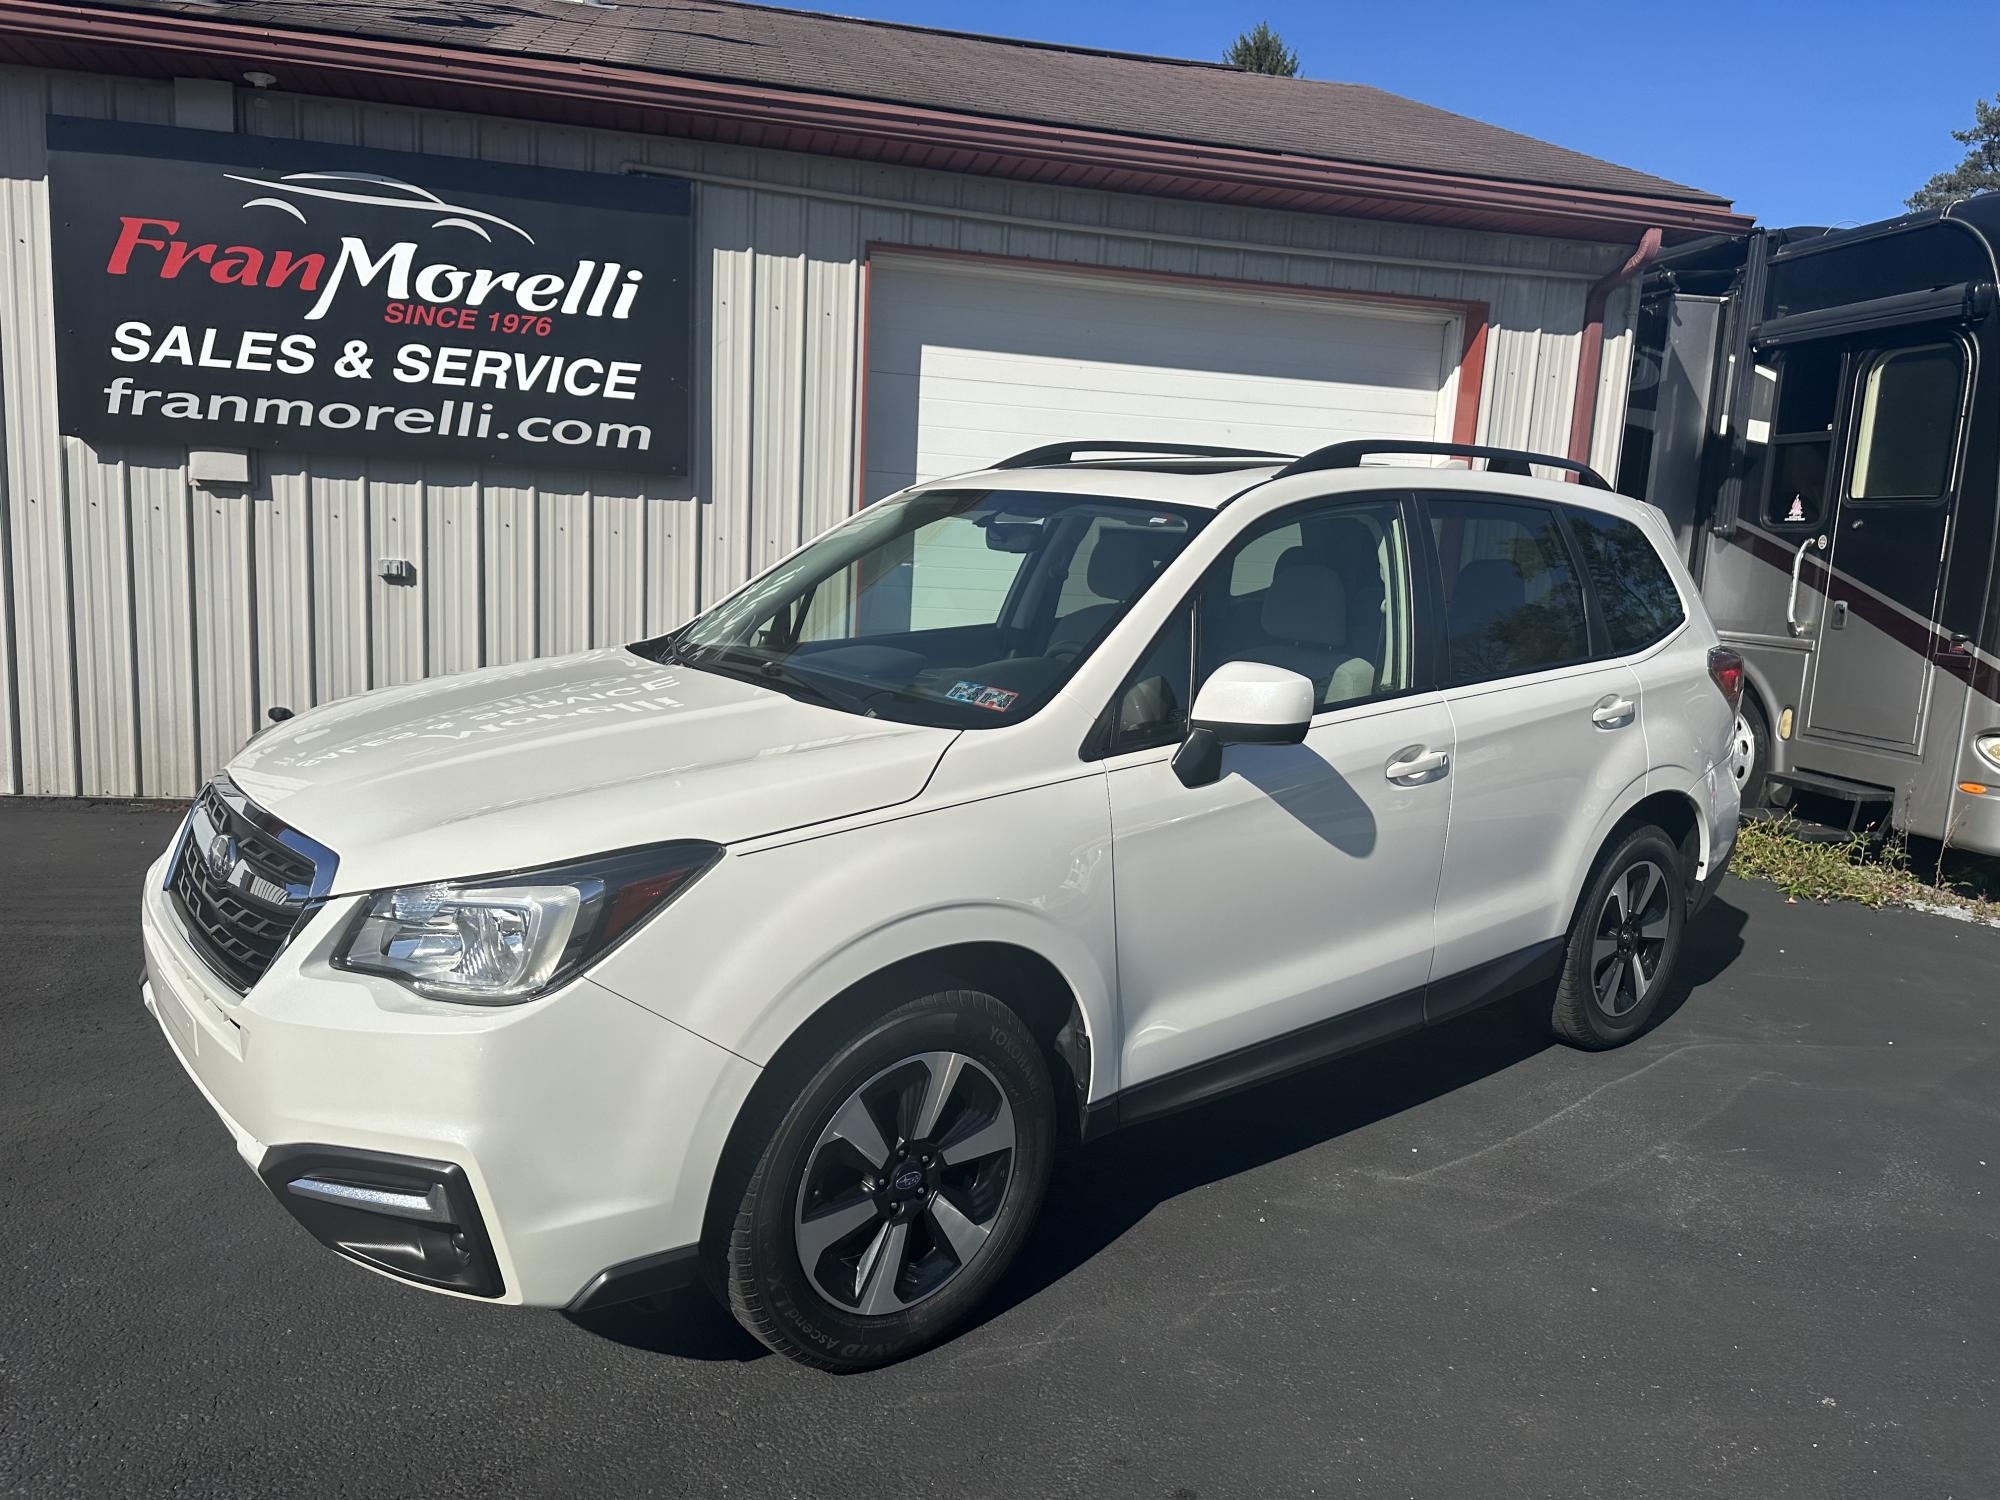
[1171,661,1315,788]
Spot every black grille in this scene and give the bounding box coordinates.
[168,782,325,992]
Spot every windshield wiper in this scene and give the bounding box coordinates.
[756,659,876,717]
[629,630,698,666]
[685,645,876,717]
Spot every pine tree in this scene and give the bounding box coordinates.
[1223,22,1300,78]
[1908,95,2000,210]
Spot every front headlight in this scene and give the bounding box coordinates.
[332,841,720,1004]
[1976,732,2000,772]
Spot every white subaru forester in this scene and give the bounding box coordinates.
[141,439,1740,1370]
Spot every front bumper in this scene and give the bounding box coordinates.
[141,854,759,1307]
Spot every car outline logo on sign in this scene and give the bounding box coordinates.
[223,170,536,244]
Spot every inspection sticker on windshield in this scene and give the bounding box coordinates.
[947,681,1019,713]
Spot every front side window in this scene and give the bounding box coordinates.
[644,488,1206,728]
[1850,343,1963,502]
[1107,606,1193,752]
[1201,498,1413,709]
[1428,497,1589,685]
[1566,508,1686,654]
[1105,495,1413,752]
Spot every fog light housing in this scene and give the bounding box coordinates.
[258,1144,503,1298]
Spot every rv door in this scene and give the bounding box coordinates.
[1803,338,1970,749]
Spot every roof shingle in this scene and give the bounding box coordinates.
[107,0,1728,206]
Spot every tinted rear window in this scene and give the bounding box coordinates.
[1428,498,1589,685]
[1567,508,1685,654]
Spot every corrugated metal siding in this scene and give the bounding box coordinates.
[1588,281,1641,481]
[0,62,1634,798]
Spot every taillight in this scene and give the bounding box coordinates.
[1708,647,1746,715]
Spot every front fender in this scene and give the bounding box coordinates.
[744,900,1116,1094]
[584,774,1120,1098]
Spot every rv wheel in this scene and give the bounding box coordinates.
[1730,699,1771,810]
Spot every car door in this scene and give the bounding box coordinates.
[1099,492,1454,1102]
[1421,493,1649,1012]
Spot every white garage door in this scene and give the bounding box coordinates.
[861,256,1461,500]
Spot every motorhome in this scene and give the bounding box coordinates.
[1620,198,2000,852]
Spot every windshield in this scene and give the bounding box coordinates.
[633,488,1208,728]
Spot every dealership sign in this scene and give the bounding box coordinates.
[45,117,693,476]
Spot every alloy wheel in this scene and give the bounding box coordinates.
[793,1051,1016,1314]
[1590,859,1671,1019]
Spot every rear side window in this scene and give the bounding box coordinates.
[1427,497,1589,685]
[1566,509,1686,654]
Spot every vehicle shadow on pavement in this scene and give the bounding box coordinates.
[567,1286,768,1361]
[571,896,1749,1363]
[969,893,1750,1337]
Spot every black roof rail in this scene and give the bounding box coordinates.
[1273,440,1613,490]
[993,440,1298,470]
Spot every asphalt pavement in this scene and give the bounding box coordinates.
[2,797,1996,1497]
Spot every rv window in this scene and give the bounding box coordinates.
[1851,344,1962,502]
[1775,352,1840,436]
[1762,346,1843,530]
[1765,443,1830,529]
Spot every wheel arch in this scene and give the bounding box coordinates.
[698,936,1094,1261]
[1565,777,1709,934]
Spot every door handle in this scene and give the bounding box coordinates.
[1591,695,1637,728]
[1787,533,1828,637]
[1829,600,1848,631]
[1385,746,1449,782]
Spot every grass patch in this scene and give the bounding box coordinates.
[1732,813,1999,921]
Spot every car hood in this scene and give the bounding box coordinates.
[226,648,957,893]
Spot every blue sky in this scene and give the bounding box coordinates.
[782,0,2000,229]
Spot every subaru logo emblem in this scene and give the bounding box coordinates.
[892,1167,924,1193]
[205,831,238,883]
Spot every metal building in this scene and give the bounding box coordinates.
[0,0,1745,799]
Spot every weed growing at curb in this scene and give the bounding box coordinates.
[1732,814,1999,922]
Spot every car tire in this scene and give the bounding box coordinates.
[720,987,1054,1371]
[1547,826,1686,1051]
[1731,697,1772,810]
